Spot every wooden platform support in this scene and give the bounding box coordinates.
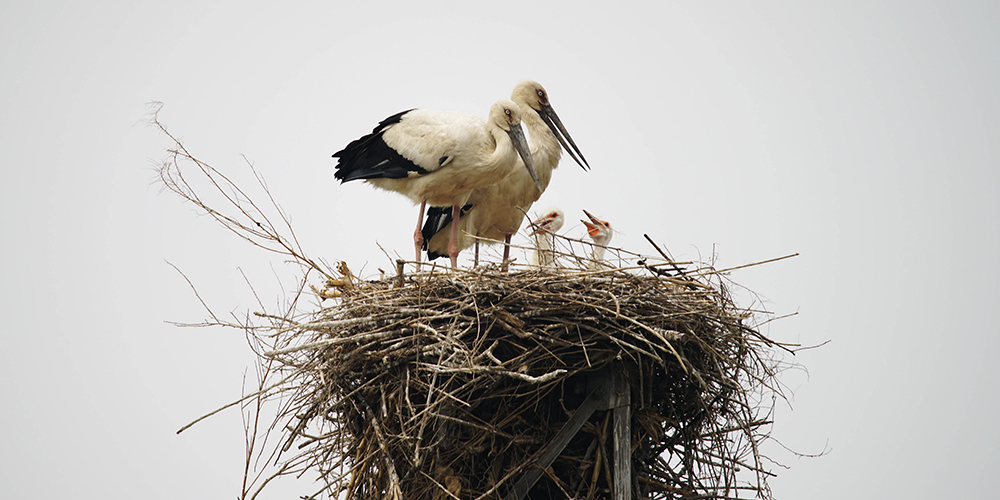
[506,364,631,500]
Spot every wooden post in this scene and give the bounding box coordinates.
[612,367,631,500]
[505,364,631,500]
[506,366,620,500]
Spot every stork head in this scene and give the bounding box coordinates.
[581,209,613,246]
[489,99,542,193]
[489,98,523,133]
[511,80,590,171]
[529,207,565,235]
[511,80,550,111]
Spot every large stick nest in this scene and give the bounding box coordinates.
[263,265,783,500]
[150,107,791,500]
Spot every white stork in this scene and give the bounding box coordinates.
[527,207,564,268]
[421,81,588,269]
[333,99,541,270]
[581,209,613,270]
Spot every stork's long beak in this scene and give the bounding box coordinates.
[507,123,543,193]
[581,209,605,237]
[530,214,554,234]
[538,102,590,171]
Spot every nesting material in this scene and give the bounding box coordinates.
[151,111,789,500]
[261,264,784,500]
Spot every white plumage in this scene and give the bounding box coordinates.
[333,99,539,269]
[581,209,613,270]
[422,81,588,269]
[527,207,565,268]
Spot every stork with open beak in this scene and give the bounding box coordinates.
[333,99,541,270]
[527,207,565,268]
[422,80,588,269]
[581,209,613,270]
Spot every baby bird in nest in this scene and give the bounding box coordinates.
[581,209,613,270]
[527,207,564,268]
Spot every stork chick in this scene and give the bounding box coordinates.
[528,207,565,268]
[581,209,613,270]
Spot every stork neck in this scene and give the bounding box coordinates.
[588,243,608,270]
[533,231,556,267]
[536,231,553,252]
[592,244,606,261]
[487,126,519,171]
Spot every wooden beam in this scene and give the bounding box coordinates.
[505,364,633,500]
[612,367,631,500]
[506,383,605,500]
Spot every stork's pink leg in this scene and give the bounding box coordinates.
[413,199,426,271]
[501,233,512,272]
[449,204,461,270]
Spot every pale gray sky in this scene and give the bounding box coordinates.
[2,1,998,498]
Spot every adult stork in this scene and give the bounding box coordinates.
[333,99,541,270]
[527,207,564,268]
[422,80,588,269]
[581,209,613,270]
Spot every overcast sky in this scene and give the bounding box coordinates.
[2,1,998,498]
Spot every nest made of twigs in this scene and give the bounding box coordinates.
[256,262,783,500]
[150,110,792,500]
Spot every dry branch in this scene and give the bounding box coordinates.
[152,105,797,500]
[253,267,788,500]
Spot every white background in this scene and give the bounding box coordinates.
[2,1,997,498]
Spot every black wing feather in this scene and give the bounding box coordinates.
[332,109,431,182]
[421,204,473,261]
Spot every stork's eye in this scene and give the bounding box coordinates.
[550,212,558,217]
[504,109,511,116]
[537,90,544,98]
